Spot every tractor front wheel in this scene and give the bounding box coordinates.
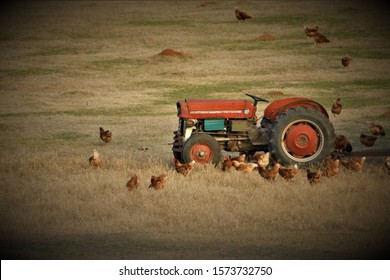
[182,134,221,165]
[269,107,335,167]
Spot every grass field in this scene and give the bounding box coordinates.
[0,1,389,259]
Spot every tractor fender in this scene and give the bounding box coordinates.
[263,97,329,122]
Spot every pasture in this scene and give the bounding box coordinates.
[0,1,389,259]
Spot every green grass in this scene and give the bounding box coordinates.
[0,107,172,118]
[31,47,82,56]
[53,132,90,142]
[252,15,311,26]
[283,79,390,91]
[126,19,192,27]
[137,80,275,105]
[315,95,390,109]
[90,58,140,70]
[68,32,96,40]
[343,96,390,109]
[217,39,272,51]
[0,67,59,76]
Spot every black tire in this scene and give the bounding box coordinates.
[260,117,271,129]
[269,107,335,167]
[173,151,182,162]
[182,133,221,165]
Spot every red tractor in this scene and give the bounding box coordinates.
[172,94,336,167]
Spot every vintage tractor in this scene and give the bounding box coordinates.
[172,94,336,167]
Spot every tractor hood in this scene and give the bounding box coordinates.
[177,99,256,119]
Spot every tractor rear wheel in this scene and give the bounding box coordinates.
[269,106,335,167]
[182,134,221,165]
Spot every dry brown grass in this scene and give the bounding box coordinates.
[0,1,389,259]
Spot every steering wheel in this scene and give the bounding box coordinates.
[245,93,269,106]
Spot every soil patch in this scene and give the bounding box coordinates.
[267,90,284,97]
[198,1,217,8]
[381,110,390,117]
[159,48,185,57]
[0,123,8,129]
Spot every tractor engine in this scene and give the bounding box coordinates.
[172,95,270,164]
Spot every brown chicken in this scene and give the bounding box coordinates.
[254,152,270,168]
[335,134,353,153]
[232,161,258,174]
[369,123,385,136]
[258,163,281,181]
[313,33,330,44]
[304,25,319,38]
[227,140,240,152]
[341,55,351,67]
[99,127,112,144]
[278,164,298,181]
[321,156,340,177]
[173,158,195,176]
[385,156,390,175]
[331,98,342,117]
[222,156,234,171]
[231,154,246,163]
[88,149,100,168]
[235,7,252,21]
[149,173,168,190]
[360,133,377,147]
[126,174,139,191]
[307,170,321,184]
[340,157,366,172]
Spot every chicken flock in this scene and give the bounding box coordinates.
[86,5,388,190]
[89,92,387,190]
[233,7,352,67]
[91,123,382,187]
[90,118,387,191]
[121,150,370,191]
[330,97,385,150]
[337,122,385,149]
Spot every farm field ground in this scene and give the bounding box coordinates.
[0,1,389,259]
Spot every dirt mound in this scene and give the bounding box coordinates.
[381,110,390,117]
[158,48,184,57]
[0,123,8,129]
[198,1,217,8]
[267,90,284,97]
[256,33,277,41]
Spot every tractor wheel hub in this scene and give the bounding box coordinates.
[285,123,319,157]
[191,144,212,163]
